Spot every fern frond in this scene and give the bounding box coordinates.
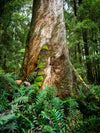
[18,112,33,127]
[4,122,18,132]
[48,108,65,129]
[0,114,16,125]
[36,86,56,105]
[43,125,56,133]
[11,96,28,104]
[52,97,63,110]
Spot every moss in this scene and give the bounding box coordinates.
[61,86,64,89]
[36,62,45,70]
[33,44,49,88]
[35,54,45,70]
[95,96,100,102]
[36,55,41,64]
[41,45,48,50]
[34,54,45,87]
[70,61,88,90]
[34,76,43,82]
[34,81,43,87]
[38,71,44,76]
[78,75,87,88]
[34,76,44,87]
[71,93,74,97]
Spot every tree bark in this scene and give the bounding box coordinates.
[22,0,88,98]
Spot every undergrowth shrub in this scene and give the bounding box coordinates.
[0,74,100,132]
[75,85,100,132]
[0,74,18,111]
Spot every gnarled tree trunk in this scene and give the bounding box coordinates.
[22,0,88,98]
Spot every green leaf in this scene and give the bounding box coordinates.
[18,49,25,53]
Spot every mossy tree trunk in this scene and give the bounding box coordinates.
[22,0,88,98]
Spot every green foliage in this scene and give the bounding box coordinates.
[0,0,100,132]
[34,76,44,87]
[0,74,100,132]
[0,0,32,75]
[0,74,17,111]
[65,0,100,84]
[11,96,29,104]
[43,125,56,133]
[0,114,16,125]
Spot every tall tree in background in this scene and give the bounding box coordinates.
[0,0,32,73]
[65,0,100,84]
[22,0,87,98]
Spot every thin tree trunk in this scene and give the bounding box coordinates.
[82,29,93,83]
[3,55,7,70]
[75,45,77,61]
[78,0,82,6]
[95,40,100,84]
[77,43,82,63]
[22,0,88,98]
[73,0,77,16]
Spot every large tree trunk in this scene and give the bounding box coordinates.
[22,0,88,98]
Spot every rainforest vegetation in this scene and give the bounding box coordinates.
[0,0,100,132]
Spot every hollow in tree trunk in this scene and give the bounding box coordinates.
[22,0,88,98]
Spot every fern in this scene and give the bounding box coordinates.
[52,97,63,110]
[36,86,56,104]
[17,112,33,127]
[50,108,61,123]
[49,108,64,128]
[14,84,38,98]
[0,114,16,125]
[4,122,18,133]
[40,108,65,131]
[83,115,100,131]
[0,73,99,133]
[11,96,28,104]
[43,125,56,133]
[40,111,48,119]
[60,127,68,133]
[22,128,33,133]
